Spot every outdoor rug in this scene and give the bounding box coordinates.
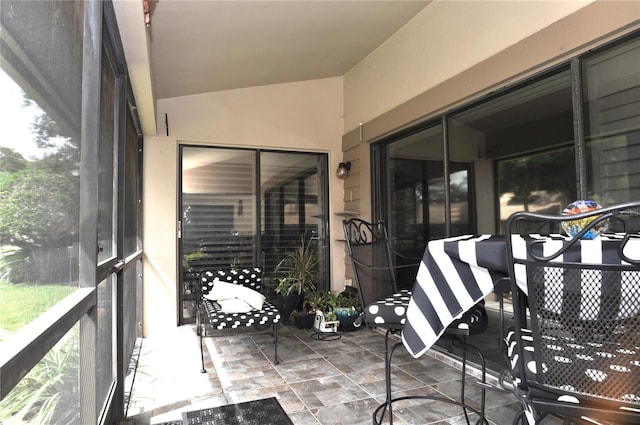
[181,397,293,425]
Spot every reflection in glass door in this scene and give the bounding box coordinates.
[380,124,474,290]
[261,152,329,289]
[179,148,257,323]
[388,158,473,289]
[178,146,328,324]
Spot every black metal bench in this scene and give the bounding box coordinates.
[195,267,281,372]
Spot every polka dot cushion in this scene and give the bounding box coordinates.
[504,327,535,387]
[202,299,281,329]
[363,289,412,330]
[201,268,262,294]
[448,301,488,335]
[199,268,281,328]
[504,327,640,413]
[363,289,487,336]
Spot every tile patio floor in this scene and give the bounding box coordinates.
[119,323,560,425]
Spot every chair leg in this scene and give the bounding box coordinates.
[460,336,471,425]
[196,304,207,374]
[512,409,528,425]
[454,336,488,425]
[373,329,398,425]
[385,329,395,425]
[373,331,488,425]
[200,323,206,373]
[273,322,279,365]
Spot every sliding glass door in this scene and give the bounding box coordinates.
[377,124,474,290]
[372,33,639,371]
[178,146,328,324]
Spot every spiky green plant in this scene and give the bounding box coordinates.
[0,329,80,424]
[275,236,319,296]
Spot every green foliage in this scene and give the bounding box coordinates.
[274,237,318,296]
[0,282,79,422]
[0,328,80,424]
[0,246,32,282]
[305,290,362,322]
[0,147,27,174]
[335,290,361,309]
[0,80,81,425]
[0,126,79,282]
[0,168,79,247]
[304,290,338,320]
[499,148,576,210]
[273,277,294,296]
[183,251,212,269]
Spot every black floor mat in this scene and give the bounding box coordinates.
[181,397,293,425]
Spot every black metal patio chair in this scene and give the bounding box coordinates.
[502,201,640,424]
[343,218,489,425]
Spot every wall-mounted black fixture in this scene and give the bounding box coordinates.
[336,162,351,179]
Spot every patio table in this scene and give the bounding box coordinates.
[401,233,640,358]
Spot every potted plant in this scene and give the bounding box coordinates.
[274,236,319,322]
[273,277,301,323]
[182,251,214,307]
[290,296,316,329]
[334,287,362,332]
[306,290,339,334]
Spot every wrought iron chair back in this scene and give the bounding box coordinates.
[504,201,640,424]
[342,218,403,315]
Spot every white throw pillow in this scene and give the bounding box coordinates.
[234,284,266,310]
[203,279,265,310]
[218,298,253,314]
[204,280,236,301]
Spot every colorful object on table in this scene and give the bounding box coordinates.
[561,200,606,239]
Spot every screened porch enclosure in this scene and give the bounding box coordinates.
[178,146,329,324]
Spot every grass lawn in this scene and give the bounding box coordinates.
[0,280,76,335]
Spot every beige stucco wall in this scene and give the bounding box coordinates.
[142,77,344,336]
[343,0,632,133]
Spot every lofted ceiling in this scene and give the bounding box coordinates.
[114,0,431,135]
[146,0,430,99]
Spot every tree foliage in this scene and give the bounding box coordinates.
[1,93,80,284]
[1,89,79,251]
[0,147,27,174]
[500,148,576,210]
[0,167,79,248]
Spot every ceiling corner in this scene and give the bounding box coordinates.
[113,0,157,137]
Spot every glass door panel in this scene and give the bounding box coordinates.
[446,67,575,371]
[383,124,474,289]
[261,152,328,289]
[179,147,256,322]
[387,125,444,252]
[449,69,575,233]
[178,147,329,323]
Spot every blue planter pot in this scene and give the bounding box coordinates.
[334,308,361,332]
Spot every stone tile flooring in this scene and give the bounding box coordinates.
[120,324,542,425]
